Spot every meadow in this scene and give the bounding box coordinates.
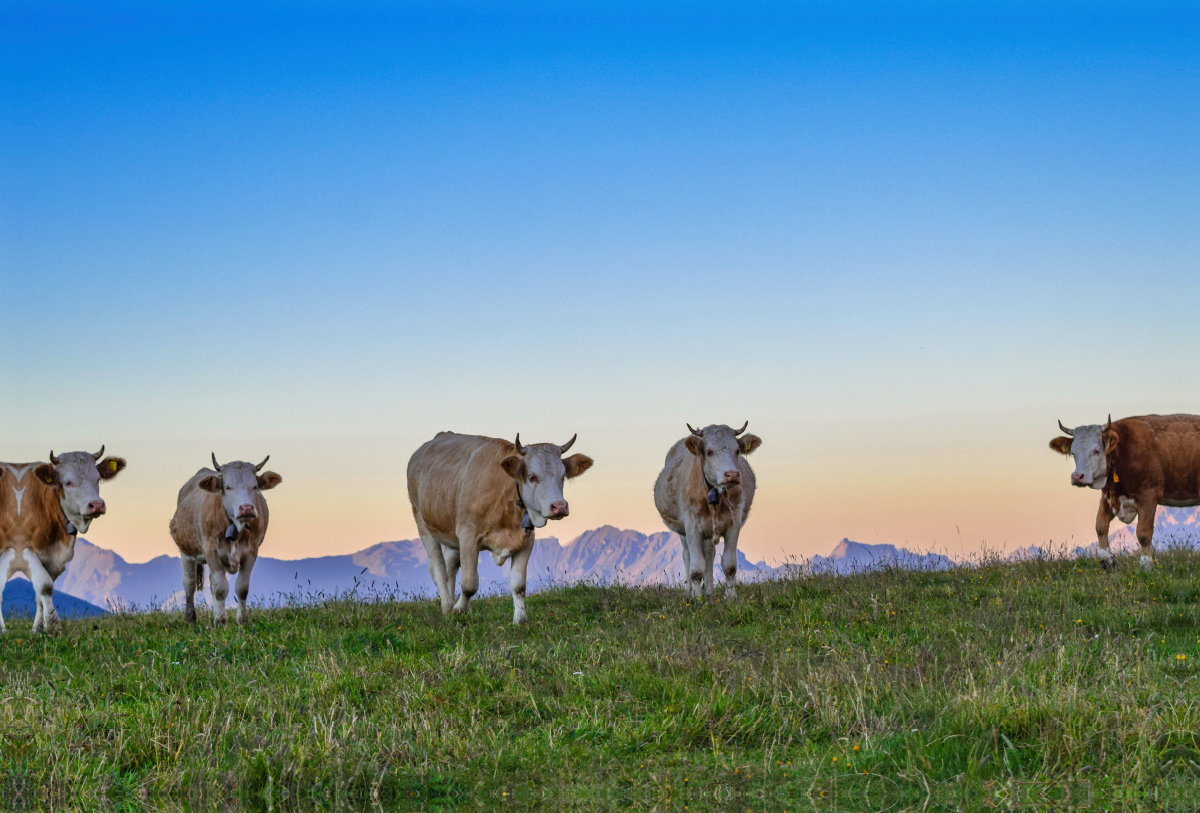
[1,549,1199,812]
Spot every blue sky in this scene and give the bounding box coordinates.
[2,2,1198,562]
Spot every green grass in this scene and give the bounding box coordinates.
[2,550,1200,811]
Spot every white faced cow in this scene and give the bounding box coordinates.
[654,423,761,599]
[1050,414,1200,569]
[407,432,594,624]
[168,455,282,625]
[0,448,126,634]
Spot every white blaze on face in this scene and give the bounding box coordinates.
[517,446,568,528]
[215,463,262,533]
[43,452,120,534]
[1067,425,1108,489]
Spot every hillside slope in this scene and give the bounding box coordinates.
[3,549,1198,810]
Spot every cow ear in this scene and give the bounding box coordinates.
[1103,428,1119,454]
[684,436,703,456]
[738,434,762,455]
[563,454,594,479]
[198,475,222,492]
[1048,437,1073,456]
[257,471,282,490]
[500,455,526,480]
[97,457,126,480]
[34,464,57,485]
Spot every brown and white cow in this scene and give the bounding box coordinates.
[168,455,282,625]
[654,423,761,599]
[1050,414,1200,569]
[407,432,593,624]
[0,448,126,633]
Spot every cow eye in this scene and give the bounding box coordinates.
[706,450,713,457]
[529,475,539,483]
[1093,450,1101,456]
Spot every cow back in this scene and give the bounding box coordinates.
[407,433,521,538]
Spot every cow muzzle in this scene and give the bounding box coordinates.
[1071,473,1090,487]
[721,470,740,485]
[237,504,257,519]
[85,499,106,518]
[548,501,569,519]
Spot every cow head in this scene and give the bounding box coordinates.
[199,455,282,535]
[500,434,593,529]
[1049,417,1117,489]
[34,447,126,534]
[684,422,762,493]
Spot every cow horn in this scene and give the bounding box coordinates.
[559,434,577,454]
[1058,420,1074,437]
[49,450,59,465]
[92,445,105,461]
[687,424,704,437]
[514,434,526,455]
[255,455,270,472]
[733,421,748,436]
[1105,414,1113,430]
[211,453,222,471]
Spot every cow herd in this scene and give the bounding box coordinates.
[1,414,1198,633]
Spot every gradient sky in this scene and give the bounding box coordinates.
[3,1,1198,565]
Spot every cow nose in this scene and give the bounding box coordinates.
[1071,473,1086,485]
[722,470,741,484]
[237,504,257,518]
[86,499,106,516]
[549,501,569,518]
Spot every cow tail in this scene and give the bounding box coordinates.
[195,562,204,593]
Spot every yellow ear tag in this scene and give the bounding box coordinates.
[1113,473,1118,483]
[109,460,119,471]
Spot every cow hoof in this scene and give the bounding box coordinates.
[1096,548,1113,563]
[184,610,196,624]
[724,588,738,601]
[1139,555,1154,570]
[512,611,528,625]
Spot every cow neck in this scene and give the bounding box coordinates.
[513,482,534,531]
[50,489,77,539]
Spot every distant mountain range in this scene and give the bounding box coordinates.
[10,508,1197,616]
[51,526,780,612]
[2,578,105,620]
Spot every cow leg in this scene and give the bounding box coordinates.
[1135,496,1158,569]
[182,555,200,623]
[720,523,741,600]
[1095,498,1115,568]
[0,549,13,634]
[701,536,716,597]
[508,542,533,625]
[418,534,454,614]
[444,545,461,602]
[682,518,705,599]
[678,532,691,580]
[453,526,480,614]
[209,566,230,625]
[25,552,59,635]
[235,553,256,625]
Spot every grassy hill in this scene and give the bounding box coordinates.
[2,551,1199,811]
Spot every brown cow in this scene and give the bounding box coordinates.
[168,455,282,625]
[654,423,761,599]
[407,431,593,623]
[1050,414,1200,568]
[0,448,126,633]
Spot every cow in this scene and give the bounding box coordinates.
[1050,414,1200,569]
[654,422,761,599]
[0,448,126,634]
[407,431,593,624]
[168,455,282,625]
